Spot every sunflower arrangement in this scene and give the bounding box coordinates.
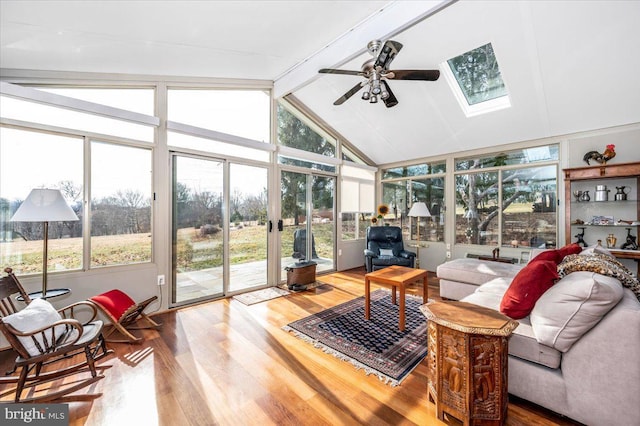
[377,204,389,218]
[372,204,389,225]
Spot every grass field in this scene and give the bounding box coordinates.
[2,223,335,273]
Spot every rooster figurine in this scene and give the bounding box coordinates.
[583,144,616,165]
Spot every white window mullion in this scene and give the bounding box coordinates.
[0,82,160,127]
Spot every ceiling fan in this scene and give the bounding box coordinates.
[319,40,440,108]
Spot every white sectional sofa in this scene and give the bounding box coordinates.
[435,251,640,426]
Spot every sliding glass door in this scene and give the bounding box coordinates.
[172,155,224,305]
[171,154,269,306]
[280,170,335,281]
[228,163,269,292]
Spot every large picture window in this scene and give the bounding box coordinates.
[90,141,152,267]
[1,85,157,276]
[277,102,336,157]
[381,161,446,243]
[168,89,270,143]
[454,145,558,248]
[0,127,84,274]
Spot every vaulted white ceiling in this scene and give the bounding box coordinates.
[2,1,639,165]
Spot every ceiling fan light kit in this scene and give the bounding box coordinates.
[319,40,440,108]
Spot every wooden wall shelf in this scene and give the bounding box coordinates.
[563,162,640,272]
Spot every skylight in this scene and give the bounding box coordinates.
[443,43,510,117]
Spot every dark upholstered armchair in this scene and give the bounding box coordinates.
[364,226,416,272]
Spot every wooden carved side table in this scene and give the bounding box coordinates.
[420,301,518,426]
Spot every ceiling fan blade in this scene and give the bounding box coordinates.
[319,68,365,77]
[388,69,440,81]
[380,80,398,108]
[374,40,403,70]
[333,82,364,106]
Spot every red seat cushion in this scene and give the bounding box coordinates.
[90,289,136,321]
[500,260,559,319]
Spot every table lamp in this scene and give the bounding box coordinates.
[408,202,431,268]
[10,188,79,296]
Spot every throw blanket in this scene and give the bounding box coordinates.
[558,253,640,301]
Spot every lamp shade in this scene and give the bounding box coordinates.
[10,189,79,222]
[408,202,431,218]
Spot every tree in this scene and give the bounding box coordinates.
[277,104,335,224]
[116,190,149,234]
[448,43,506,104]
[56,180,82,238]
[241,189,267,224]
[456,159,529,245]
[192,190,221,226]
[230,189,243,223]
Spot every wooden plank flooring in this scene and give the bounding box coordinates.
[0,267,581,425]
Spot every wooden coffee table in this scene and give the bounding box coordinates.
[364,265,428,331]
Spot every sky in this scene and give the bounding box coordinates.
[0,87,271,201]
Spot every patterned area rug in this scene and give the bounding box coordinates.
[283,289,427,386]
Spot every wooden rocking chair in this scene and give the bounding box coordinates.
[0,267,113,403]
[89,289,161,344]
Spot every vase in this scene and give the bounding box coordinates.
[606,233,617,249]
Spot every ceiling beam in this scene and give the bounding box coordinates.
[273,0,456,98]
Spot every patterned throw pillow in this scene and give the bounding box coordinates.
[558,253,640,300]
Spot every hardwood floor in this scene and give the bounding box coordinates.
[0,267,581,425]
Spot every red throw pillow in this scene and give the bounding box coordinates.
[557,243,582,260]
[531,243,582,265]
[532,250,561,263]
[500,260,559,319]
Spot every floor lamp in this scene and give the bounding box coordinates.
[10,188,79,297]
[408,202,431,269]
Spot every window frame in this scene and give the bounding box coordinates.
[381,161,447,244]
[453,144,559,250]
[0,83,159,276]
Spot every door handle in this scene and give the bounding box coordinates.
[278,219,283,232]
[268,220,273,232]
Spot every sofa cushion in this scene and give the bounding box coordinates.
[530,271,624,352]
[508,317,562,369]
[461,277,511,308]
[461,278,562,369]
[500,260,559,319]
[438,279,481,301]
[436,258,522,286]
[558,253,640,300]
